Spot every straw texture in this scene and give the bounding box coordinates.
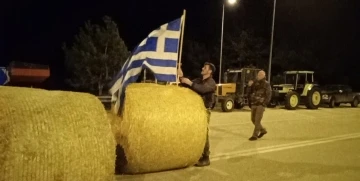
[113,83,208,174]
[0,86,116,181]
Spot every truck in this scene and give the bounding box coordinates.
[321,84,360,108]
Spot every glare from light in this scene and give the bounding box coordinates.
[228,0,237,5]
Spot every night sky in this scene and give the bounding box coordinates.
[2,0,360,89]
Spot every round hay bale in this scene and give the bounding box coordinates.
[114,83,208,174]
[0,86,116,181]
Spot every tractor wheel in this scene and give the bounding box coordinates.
[351,98,359,107]
[234,102,245,109]
[221,98,234,112]
[329,98,336,108]
[285,92,300,110]
[305,87,322,109]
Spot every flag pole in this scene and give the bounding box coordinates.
[176,9,186,86]
[143,69,146,82]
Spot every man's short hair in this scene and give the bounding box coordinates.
[204,62,216,74]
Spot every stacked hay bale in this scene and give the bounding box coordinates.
[112,83,208,174]
[0,86,116,181]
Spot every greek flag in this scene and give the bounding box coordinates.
[109,15,184,114]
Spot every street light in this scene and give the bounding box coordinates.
[268,0,277,82]
[228,0,236,5]
[219,0,237,84]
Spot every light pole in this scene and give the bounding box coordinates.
[268,0,277,82]
[219,0,237,84]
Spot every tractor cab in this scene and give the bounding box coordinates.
[224,68,259,84]
[215,68,261,112]
[223,68,259,98]
[284,71,314,92]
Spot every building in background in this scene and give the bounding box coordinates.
[5,61,50,88]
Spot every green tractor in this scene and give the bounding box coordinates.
[271,71,322,110]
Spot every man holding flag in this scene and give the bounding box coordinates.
[179,62,217,167]
[109,11,215,168]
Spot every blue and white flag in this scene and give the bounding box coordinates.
[109,15,184,114]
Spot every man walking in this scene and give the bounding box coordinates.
[179,62,216,167]
[247,70,272,141]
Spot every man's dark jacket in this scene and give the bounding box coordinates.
[182,77,216,109]
[247,78,272,106]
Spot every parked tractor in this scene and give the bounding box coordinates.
[215,68,261,112]
[271,71,322,110]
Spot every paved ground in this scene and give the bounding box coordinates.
[116,105,360,181]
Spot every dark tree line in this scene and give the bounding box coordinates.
[64,0,359,93]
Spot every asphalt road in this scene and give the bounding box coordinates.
[116,105,360,181]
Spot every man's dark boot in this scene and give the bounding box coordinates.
[249,136,258,141]
[195,155,210,167]
[258,131,268,138]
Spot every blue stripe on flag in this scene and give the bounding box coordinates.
[147,58,177,67]
[118,60,145,76]
[127,59,144,69]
